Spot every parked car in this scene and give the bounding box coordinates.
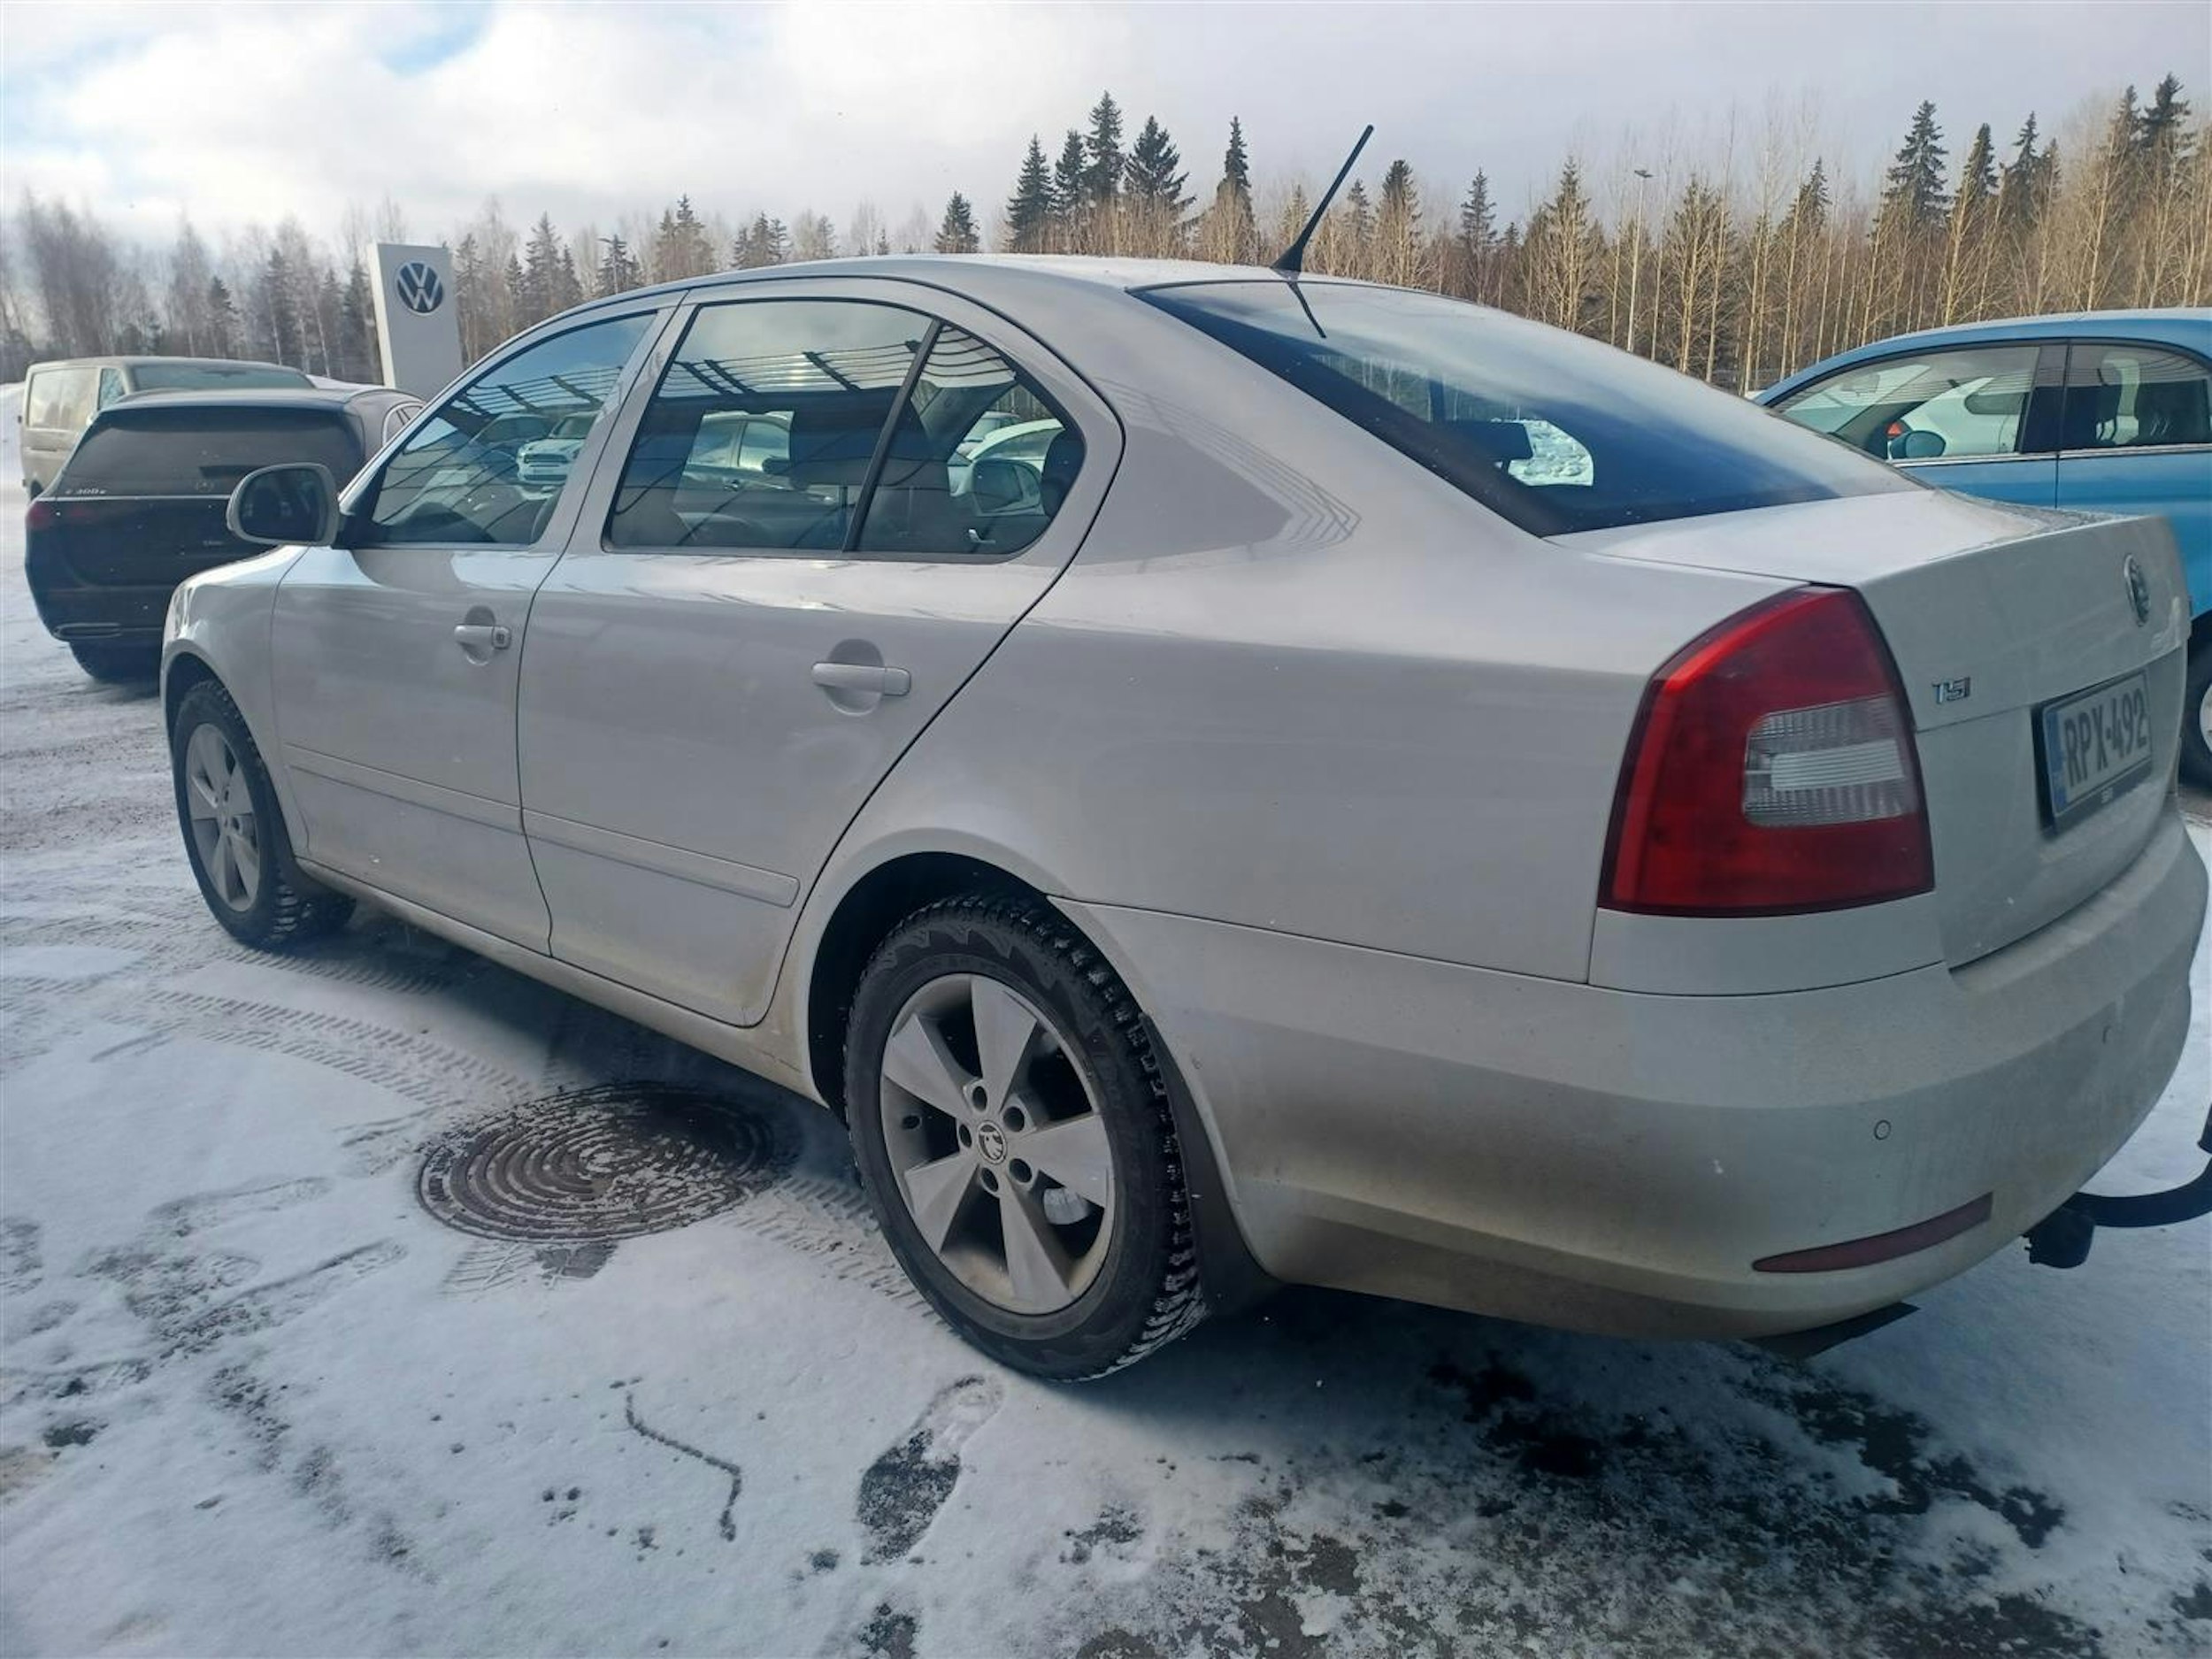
[28,385,419,680]
[1760,310,2212,783]
[18,356,313,495]
[165,261,2201,1379]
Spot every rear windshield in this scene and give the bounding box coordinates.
[59,409,361,497]
[127,363,314,394]
[1140,281,1908,535]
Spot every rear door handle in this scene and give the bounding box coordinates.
[811,662,910,696]
[454,622,511,651]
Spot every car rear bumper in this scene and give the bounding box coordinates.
[1063,806,2204,1339]
[27,580,173,642]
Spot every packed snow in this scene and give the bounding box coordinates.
[1,387,2208,1656]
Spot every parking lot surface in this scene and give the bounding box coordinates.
[2,466,2208,1657]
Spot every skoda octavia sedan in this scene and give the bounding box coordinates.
[162,258,2203,1379]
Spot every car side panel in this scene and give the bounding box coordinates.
[793,311,1793,995]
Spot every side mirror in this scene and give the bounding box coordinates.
[227,463,341,547]
[1891,427,1947,461]
[968,457,1037,512]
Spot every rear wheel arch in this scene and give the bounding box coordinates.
[801,849,1273,1315]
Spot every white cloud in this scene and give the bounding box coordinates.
[2,0,2205,253]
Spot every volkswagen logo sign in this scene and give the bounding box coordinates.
[2124,555,2152,628]
[395,261,445,315]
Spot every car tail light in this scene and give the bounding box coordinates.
[25,497,57,534]
[1601,587,1932,916]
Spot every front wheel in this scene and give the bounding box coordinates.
[845,894,1206,1379]
[170,680,354,949]
[2182,641,2212,790]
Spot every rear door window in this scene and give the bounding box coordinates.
[1772,343,2043,462]
[2061,342,2211,451]
[1143,281,1901,536]
[58,409,362,496]
[606,299,926,551]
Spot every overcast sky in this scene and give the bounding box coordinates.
[4,0,2207,250]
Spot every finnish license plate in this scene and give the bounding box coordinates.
[2037,670,2154,832]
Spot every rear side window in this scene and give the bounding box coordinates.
[58,409,361,497]
[26,368,96,431]
[1772,343,2041,461]
[127,363,312,394]
[2062,342,2211,450]
[1141,281,1903,536]
[856,327,1078,557]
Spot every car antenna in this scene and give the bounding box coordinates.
[1271,123,1374,279]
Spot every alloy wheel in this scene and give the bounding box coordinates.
[182,722,262,912]
[877,972,1116,1316]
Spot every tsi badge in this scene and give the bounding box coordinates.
[1933,676,1972,705]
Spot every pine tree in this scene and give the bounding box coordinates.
[1084,91,1125,206]
[1125,117,1189,210]
[1957,124,1998,204]
[1052,129,1089,247]
[1376,160,1425,287]
[1221,116,1251,201]
[2137,74,2193,186]
[934,192,979,254]
[258,249,301,365]
[1999,113,2055,228]
[1881,100,1950,228]
[1125,116,1190,255]
[340,258,376,381]
[503,251,526,331]
[207,275,240,357]
[732,213,789,269]
[520,213,567,325]
[653,195,713,280]
[596,233,641,296]
[1004,135,1055,252]
[1206,116,1256,263]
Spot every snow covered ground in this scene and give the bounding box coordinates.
[1,386,2208,1655]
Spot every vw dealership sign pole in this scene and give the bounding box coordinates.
[367,242,464,397]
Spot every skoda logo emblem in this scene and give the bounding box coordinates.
[395,261,445,315]
[2124,555,2151,628]
[975,1121,1008,1164]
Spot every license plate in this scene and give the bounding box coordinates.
[2037,670,2154,832]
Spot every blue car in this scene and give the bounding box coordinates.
[1761,309,2212,783]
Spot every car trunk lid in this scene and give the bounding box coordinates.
[1563,488,2190,965]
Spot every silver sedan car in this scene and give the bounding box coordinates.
[165,257,2204,1379]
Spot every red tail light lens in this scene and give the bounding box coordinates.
[25,497,57,534]
[1601,587,1933,916]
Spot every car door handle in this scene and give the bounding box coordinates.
[811,662,910,696]
[453,622,511,651]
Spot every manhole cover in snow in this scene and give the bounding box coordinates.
[416,1084,791,1242]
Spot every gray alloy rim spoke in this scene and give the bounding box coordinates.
[879,972,1116,1317]
[968,974,1040,1110]
[881,1008,972,1118]
[999,1183,1075,1307]
[902,1150,978,1253]
[1019,1110,1113,1209]
[185,724,258,911]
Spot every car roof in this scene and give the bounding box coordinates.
[561,252,1305,326]
[1762,308,2212,398]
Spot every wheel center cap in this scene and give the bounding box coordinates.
[976,1121,1008,1164]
